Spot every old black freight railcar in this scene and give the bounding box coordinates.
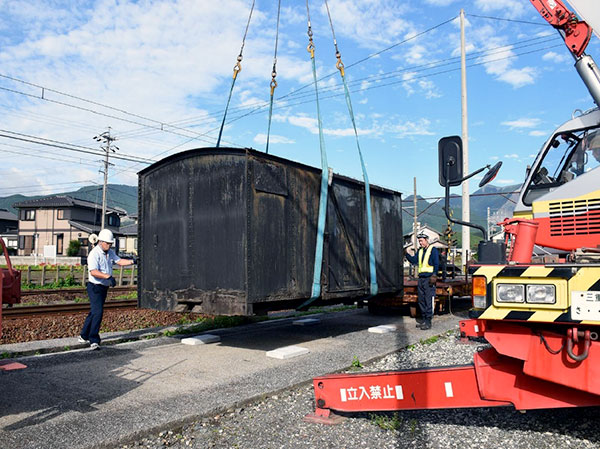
[138,147,403,315]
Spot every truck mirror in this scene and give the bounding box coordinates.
[478,161,502,187]
[438,136,463,187]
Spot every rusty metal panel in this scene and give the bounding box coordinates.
[138,149,248,313]
[325,178,368,295]
[371,188,403,292]
[139,147,403,315]
[247,155,320,304]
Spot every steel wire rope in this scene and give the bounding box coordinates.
[215,0,256,148]
[323,0,377,296]
[265,0,282,154]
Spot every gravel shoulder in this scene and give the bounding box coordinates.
[122,334,600,449]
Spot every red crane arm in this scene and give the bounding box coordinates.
[530,0,592,57]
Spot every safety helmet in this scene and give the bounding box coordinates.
[98,229,115,243]
[416,232,429,240]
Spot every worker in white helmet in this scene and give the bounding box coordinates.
[79,229,134,350]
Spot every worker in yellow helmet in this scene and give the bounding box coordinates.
[405,232,439,330]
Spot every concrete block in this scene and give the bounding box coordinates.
[266,345,310,359]
[181,334,221,345]
[368,324,397,334]
[293,318,321,326]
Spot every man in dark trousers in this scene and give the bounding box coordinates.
[405,232,439,330]
[79,229,134,350]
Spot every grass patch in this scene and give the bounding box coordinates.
[114,291,137,300]
[370,413,403,430]
[296,304,356,317]
[163,315,267,337]
[350,355,363,370]
[421,335,440,345]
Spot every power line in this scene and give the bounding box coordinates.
[466,13,549,27]
[0,129,155,164]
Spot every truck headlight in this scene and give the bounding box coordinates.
[497,284,525,303]
[526,284,556,304]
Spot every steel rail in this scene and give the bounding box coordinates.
[20,286,135,297]
[3,299,137,319]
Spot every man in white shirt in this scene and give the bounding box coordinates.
[79,229,134,350]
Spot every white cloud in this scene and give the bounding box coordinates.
[502,118,542,129]
[474,0,526,19]
[504,154,519,159]
[529,130,547,137]
[253,133,295,145]
[424,0,456,5]
[497,67,536,88]
[542,51,569,64]
[496,178,517,185]
[283,113,372,137]
[318,0,413,48]
[389,119,434,137]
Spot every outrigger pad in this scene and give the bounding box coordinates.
[0,361,27,371]
[303,408,346,425]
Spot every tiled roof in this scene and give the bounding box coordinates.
[119,224,137,236]
[68,220,122,236]
[0,209,18,221]
[13,195,122,214]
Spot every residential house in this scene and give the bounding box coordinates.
[403,225,446,250]
[119,214,138,256]
[0,208,18,254]
[13,196,125,257]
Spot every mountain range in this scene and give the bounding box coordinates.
[0,185,138,216]
[1,183,521,247]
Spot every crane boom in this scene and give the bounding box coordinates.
[529,0,592,57]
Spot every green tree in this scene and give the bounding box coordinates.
[67,240,81,257]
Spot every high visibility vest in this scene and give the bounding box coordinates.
[418,245,434,274]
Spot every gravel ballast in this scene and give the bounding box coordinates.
[121,333,600,449]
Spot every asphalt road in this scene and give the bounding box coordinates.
[0,308,460,449]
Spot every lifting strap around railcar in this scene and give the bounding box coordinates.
[324,0,378,296]
[216,0,256,148]
[265,0,281,154]
[298,1,330,310]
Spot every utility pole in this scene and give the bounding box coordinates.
[93,127,118,229]
[460,8,470,269]
[413,177,418,249]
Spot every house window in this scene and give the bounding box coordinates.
[119,237,126,251]
[57,209,65,220]
[57,234,64,254]
[108,215,119,227]
[20,209,36,221]
[133,238,137,250]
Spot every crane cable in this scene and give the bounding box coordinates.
[324,0,378,296]
[299,0,331,309]
[265,0,282,154]
[216,0,255,148]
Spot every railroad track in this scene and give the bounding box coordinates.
[20,286,136,297]
[3,299,138,319]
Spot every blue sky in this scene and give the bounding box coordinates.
[0,0,598,201]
